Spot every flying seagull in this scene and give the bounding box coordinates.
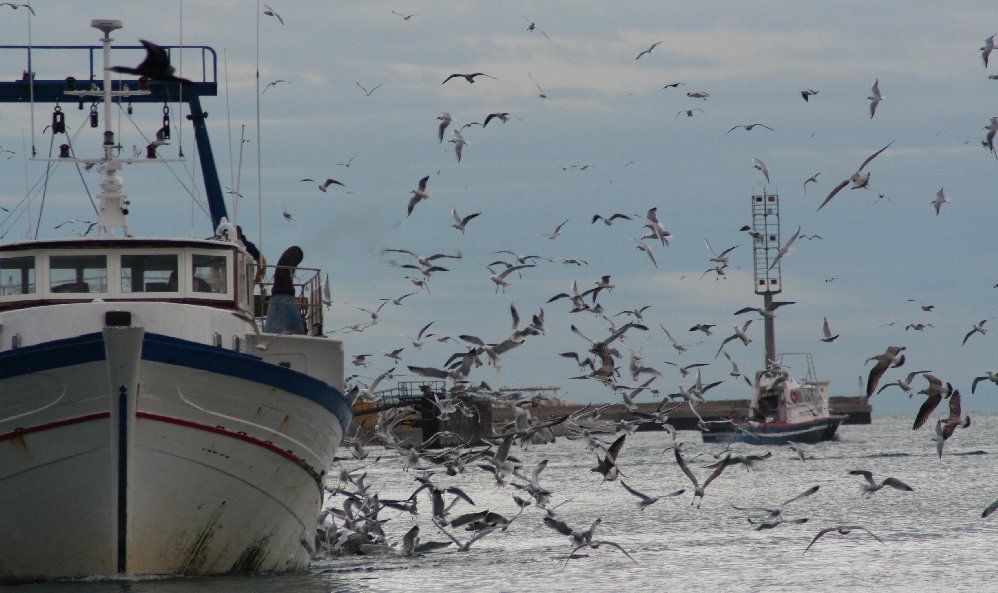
[674,446,730,507]
[767,226,801,270]
[800,88,819,102]
[865,345,906,398]
[635,41,663,60]
[728,123,774,134]
[817,140,894,210]
[451,208,481,233]
[820,317,839,343]
[108,40,192,85]
[355,82,383,96]
[407,175,431,216]
[437,112,452,143]
[868,79,884,118]
[962,319,988,346]
[753,158,770,183]
[449,129,468,162]
[262,79,289,94]
[804,525,883,554]
[982,34,996,68]
[262,4,284,25]
[0,3,36,15]
[931,187,951,215]
[301,178,345,192]
[849,470,913,496]
[442,72,496,84]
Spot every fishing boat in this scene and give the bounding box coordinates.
[0,20,350,582]
[700,353,845,445]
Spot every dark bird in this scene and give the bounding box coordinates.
[262,4,284,25]
[961,319,989,346]
[635,41,663,60]
[301,178,345,192]
[804,525,883,553]
[391,10,418,20]
[727,123,775,134]
[591,434,626,482]
[674,445,730,507]
[483,112,511,127]
[262,79,289,94]
[355,82,383,96]
[109,40,192,85]
[849,470,913,496]
[864,346,906,398]
[817,140,894,210]
[984,499,998,519]
[442,72,497,84]
[0,2,35,15]
[912,375,951,430]
[800,88,819,101]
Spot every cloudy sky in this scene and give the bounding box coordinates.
[2,1,997,416]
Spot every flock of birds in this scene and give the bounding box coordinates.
[4,3,997,568]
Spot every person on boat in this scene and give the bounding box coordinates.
[264,246,306,334]
[236,225,260,261]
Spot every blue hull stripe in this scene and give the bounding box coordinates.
[0,332,351,432]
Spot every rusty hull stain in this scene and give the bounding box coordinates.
[180,500,226,574]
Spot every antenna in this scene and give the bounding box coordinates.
[750,191,782,368]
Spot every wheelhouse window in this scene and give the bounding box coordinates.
[121,254,179,293]
[0,256,36,296]
[192,254,228,294]
[50,254,107,293]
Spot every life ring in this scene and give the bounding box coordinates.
[789,389,799,403]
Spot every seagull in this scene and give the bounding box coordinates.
[689,323,715,336]
[820,317,839,343]
[753,158,770,184]
[865,346,906,398]
[913,375,951,430]
[705,238,739,265]
[108,40,192,85]
[849,470,913,496]
[591,434,626,482]
[983,500,998,519]
[686,91,710,100]
[523,17,551,40]
[933,389,970,457]
[634,239,657,268]
[971,370,998,393]
[483,112,511,127]
[731,485,819,518]
[803,172,821,192]
[591,213,632,225]
[449,129,468,162]
[962,319,989,346]
[540,218,570,239]
[985,117,997,154]
[767,226,801,271]
[635,41,663,60]
[876,370,931,397]
[905,323,933,331]
[301,178,345,192]
[0,3,35,15]
[391,10,417,20]
[489,264,535,293]
[619,480,684,510]
[715,320,753,359]
[407,175,431,216]
[262,4,284,25]
[804,525,883,553]
[442,72,496,84]
[728,123,774,134]
[675,108,705,119]
[800,88,819,102]
[868,79,884,118]
[662,82,686,89]
[817,140,894,210]
[982,34,996,68]
[660,324,689,354]
[262,79,289,93]
[437,112,452,143]
[355,82,383,96]
[674,446,730,507]
[451,209,481,233]
[335,152,359,168]
[528,72,548,98]
[410,321,435,349]
[931,187,951,215]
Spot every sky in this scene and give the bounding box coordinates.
[1,1,997,417]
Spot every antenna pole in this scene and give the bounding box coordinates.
[751,191,782,368]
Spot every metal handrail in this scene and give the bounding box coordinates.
[254,264,324,336]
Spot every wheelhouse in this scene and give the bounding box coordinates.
[0,238,254,315]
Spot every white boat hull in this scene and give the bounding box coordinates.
[0,328,349,581]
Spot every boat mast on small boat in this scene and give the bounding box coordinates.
[700,192,844,445]
[0,20,350,582]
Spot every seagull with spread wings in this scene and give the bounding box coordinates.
[817,140,894,210]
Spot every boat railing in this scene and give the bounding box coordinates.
[254,264,325,337]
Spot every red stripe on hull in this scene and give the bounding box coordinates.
[0,412,111,442]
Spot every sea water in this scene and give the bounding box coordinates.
[4,414,995,593]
